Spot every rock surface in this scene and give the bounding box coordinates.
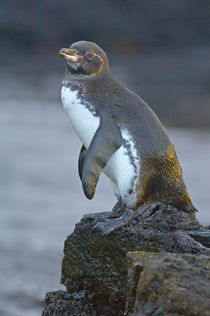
[42,203,210,315]
[42,290,97,316]
[126,251,210,315]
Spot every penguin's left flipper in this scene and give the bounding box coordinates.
[78,145,87,181]
[82,111,122,199]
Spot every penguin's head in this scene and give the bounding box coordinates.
[59,41,110,76]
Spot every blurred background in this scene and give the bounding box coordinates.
[0,1,209,315]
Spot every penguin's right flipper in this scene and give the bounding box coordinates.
[82,111,122,200]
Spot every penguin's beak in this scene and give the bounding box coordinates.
[59,48,80,62]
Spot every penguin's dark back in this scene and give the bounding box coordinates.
[82,73,172,157]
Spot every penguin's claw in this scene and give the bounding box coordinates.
[93,220,116,235]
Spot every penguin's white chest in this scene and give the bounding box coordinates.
[61,84,141,208]
[61,85,99,149]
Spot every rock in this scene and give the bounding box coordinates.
[42,290,96,316]
[42,203,210,315]
[125,251,210,316]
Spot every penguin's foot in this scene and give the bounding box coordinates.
[83,199,126,222]
[141,202,161,217]
[93,208,134,235]
[83,211,111,221]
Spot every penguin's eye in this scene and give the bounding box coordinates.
[85,51,93,59]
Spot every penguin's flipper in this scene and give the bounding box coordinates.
[82,111,122,199]
[78,145,87,181]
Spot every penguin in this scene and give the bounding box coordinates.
[59,41,197,234]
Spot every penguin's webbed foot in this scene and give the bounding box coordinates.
[83,211,111,221]
[141,202,161,217]
[83,199,126,222]
[93,208,134,235]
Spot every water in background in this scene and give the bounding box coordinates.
[0,73,209,316]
